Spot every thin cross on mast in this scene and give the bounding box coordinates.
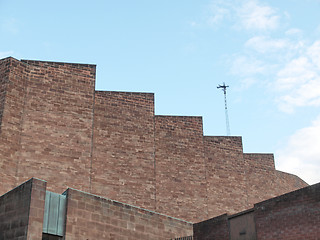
[217,82,231,136]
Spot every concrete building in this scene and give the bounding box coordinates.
[0,57,318,239]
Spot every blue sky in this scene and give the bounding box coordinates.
[1,0,320,184]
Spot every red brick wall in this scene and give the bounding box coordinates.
[155,116,208,222]
[0,57,28,193]
[91,91,156,210]
[194,183,320,240]
[0,57,10,131]
[204,136,249,217]
[244,153,278,205]
[0,57,11,193]
[0,178,46,240]
[255,182,320,240]
[0,57,309,224]
[15,60,96,193]
[244,154,307,207]
[275,170,308,192]
[64,188,193,240]
[193,214,229,240]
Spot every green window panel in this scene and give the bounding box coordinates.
[43,191,66,236]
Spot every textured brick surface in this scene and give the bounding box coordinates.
[194,183,320,240]
[204,136,249,217]
[17,60,95,193]
[64,188,193,240]
[193,214,229,240]
[0,57,28,194]
[245,154,307,207]
[0,57,9,131]
[275,170,308,193]
[0,178,46,240]
[245,153,279,206]
[255,182,320,240]
[0,57,308,224]
[91,91,156,210]
[155,116,208,222]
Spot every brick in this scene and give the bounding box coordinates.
[0,57,308,225]
[0,178,46,240]
[64,188,193,239]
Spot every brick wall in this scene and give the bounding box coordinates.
[255,182,320,239]
[64,188,193,240]
[15,60,96,193]
[0,178,46,240]
[244,154,307,207]
[194,183,320,240]
[0,57,309,224]
[0,57,28,194]
[275,170,308,193]
[204,136,249,217]
[193,214,229,240]
[244,153,278,205]
[155,116,208,222]
[0,57,10,193]
[91,91,156,210]
[0,57,10,131]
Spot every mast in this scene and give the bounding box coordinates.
[217,82,231,136]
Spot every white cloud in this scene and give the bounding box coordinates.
[307,41,320,69]
[245,36,289,53]
[315,24,320,35]
[189,21,198,27]
[274,41,320,112]
[206,1,232,27]
[276,57,313,90]
[231,55,266,77]
[0,51,13,59]
[285,28,303,36]
[276,115,320,185]
[204,1,320,114]
[237,0,280,31]
[205,0,282,31]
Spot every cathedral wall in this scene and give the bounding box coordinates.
[0,57,309,224]
[204,136,249,217]
[274,170,308,193]
[0,58,9,132]
[0,178,46,240]
[244,153,278,205]
[244,153,307,206]
[155,116,208,222]
[64,187,193,240]
[15,60,96,193]
[91,91,156,211]
[0,58,28,193]
[254,182,320,240]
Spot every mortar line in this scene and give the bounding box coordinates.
[89,77,96,193]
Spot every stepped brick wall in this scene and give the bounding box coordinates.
[0,178,46,240]
[193,214,229,240]
[0,178,192,240]
[204,136,247,217]
[64,187,193,239]
[193,182,320,240]
[155,116,208,221]
[0,57,308,223]
[0,58,9,131]
[92,91,156,211]
[0,58,28,193]
[254,182,320,240]
[245,153,279,206]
